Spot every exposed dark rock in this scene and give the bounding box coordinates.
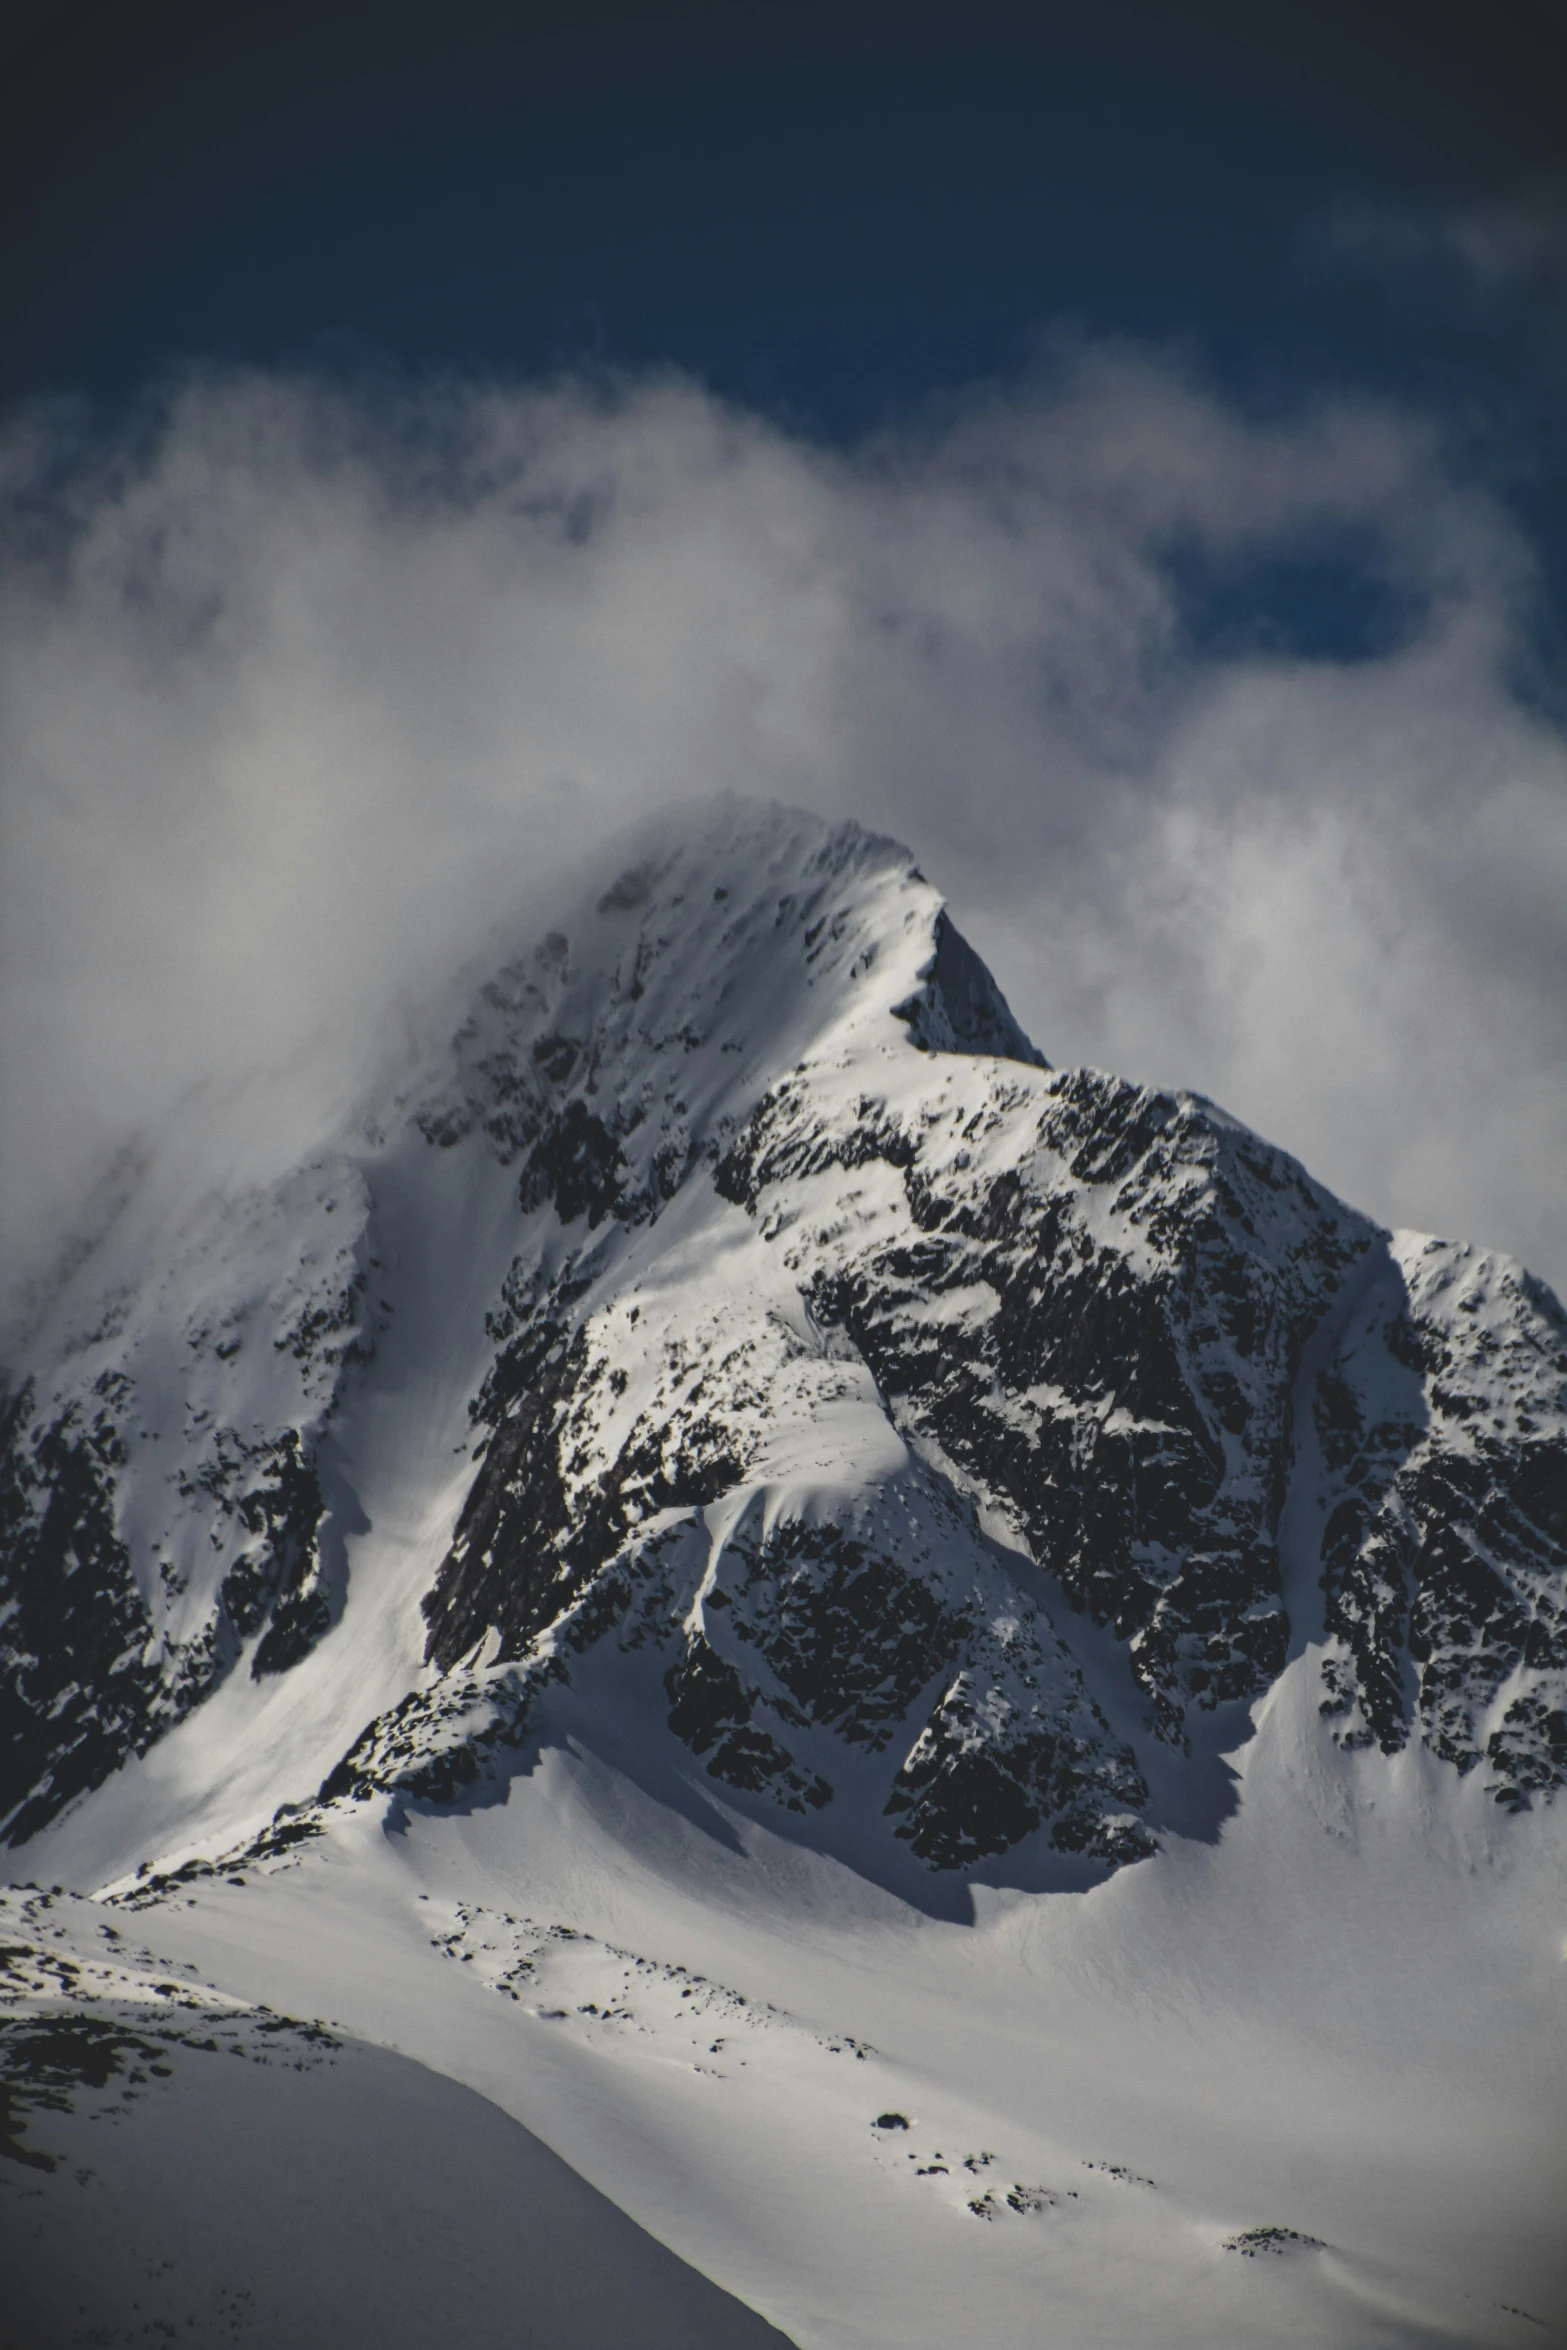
[225,1432,330,1679]
[885,1664,1153,1869]
[892,909,1049,1067]
[714,1081,916,1213]
[711,1519,963,1750]
[664,1633,833,1813]
[0,1382,165,1846]
[1224,2226,1325,2258]
[782,1073,1369,1737]
[0,1384,333,1843]
[518,1101,626,1229]
[422,1302,742,1674]
[8,807,1564,1881]
[251,1586,333,1680]
[317,1659,548,1808]
[1312,1245,1567,1802]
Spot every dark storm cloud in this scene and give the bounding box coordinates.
[2,349,1564,1327]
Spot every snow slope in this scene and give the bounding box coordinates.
[0,1886,796,2349]
[3,800,1564,2345]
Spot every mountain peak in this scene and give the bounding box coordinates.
[411,797,1044,1205]
[1,796,1561,1902]
[5,797,1562,2350]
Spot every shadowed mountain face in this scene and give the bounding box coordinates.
[2,803,1564,1881]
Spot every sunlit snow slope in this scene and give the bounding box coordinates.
[3,802,1565,2348]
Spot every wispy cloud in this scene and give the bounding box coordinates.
[2,345,1564,1312]
[1312,188,1567,313]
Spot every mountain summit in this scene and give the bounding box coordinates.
[5,800,1563,1888]
[4,801,1566,2347]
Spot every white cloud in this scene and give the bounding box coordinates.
[2,347,1564,1315]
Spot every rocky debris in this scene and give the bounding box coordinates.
[1004,2184,1060,2215]
[1223,2225,1325,2257]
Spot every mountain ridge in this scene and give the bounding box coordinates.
[2,799,1564,1898]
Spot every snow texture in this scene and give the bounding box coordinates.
[0,1887,796,2349]
[2,800,1564,2346]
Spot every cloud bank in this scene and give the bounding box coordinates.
[3,346,1565,1314]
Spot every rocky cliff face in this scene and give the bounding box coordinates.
[1312,1236,1567,1808]
[0,1164,374,1845]
[3,804,1564,1878]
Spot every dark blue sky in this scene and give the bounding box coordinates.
[4,0,1567,654]
[5,1,1567,1296]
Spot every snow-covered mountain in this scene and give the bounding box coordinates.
[4,803,1565,2347]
